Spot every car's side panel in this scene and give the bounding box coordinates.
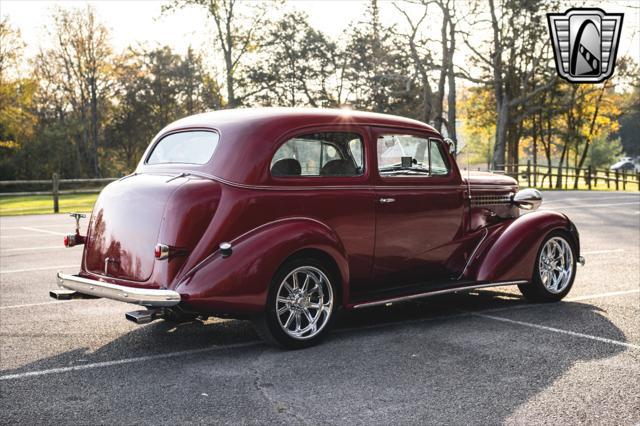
[372,185,466,287]
[464,211,579,283]
[174,218,350,315]
[369,127,466,291]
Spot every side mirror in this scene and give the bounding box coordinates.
[443,138,456,154]
[512,188,542,211]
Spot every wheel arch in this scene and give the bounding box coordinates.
[174,217,350,315]
[466,211,580,283]
[280,247,346,306]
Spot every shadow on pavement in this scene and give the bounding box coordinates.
[0,288,632,424]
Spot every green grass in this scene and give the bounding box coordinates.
[0,194,98,216]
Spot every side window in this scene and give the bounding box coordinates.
[429,139,450,176]
[376,134,449,177]
[271,132,364,177]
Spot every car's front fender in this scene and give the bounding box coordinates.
[174,217,349,315]
[465,211,580,283]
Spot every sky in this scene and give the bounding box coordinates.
[1,0,639,75]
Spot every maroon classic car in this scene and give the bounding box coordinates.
[52,108,584,348]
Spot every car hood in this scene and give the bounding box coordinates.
[463,172,518,187]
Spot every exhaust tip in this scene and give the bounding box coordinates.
[50,289,77,300]
[125,309,159,325]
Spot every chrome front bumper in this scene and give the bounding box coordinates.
[55,273,181,307]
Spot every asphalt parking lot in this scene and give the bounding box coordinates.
[0,191,638,425]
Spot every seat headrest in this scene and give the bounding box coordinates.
[320,159,357,176]
[272,158,302,176]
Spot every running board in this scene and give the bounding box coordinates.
[351,280,528,309]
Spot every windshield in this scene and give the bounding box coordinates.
[147,131,219,165]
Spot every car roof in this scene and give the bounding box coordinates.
[160,107,437,136]
[142,107,441,185]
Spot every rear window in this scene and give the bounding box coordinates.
[147,131,219,165]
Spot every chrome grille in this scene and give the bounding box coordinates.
[471,194,513,207]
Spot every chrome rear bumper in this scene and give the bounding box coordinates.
[55,272,181,307]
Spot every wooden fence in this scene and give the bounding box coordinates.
[0,173,119,213]
[1,164,638,215]
[502,162,640,191]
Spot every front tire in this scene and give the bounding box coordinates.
[518,231,577,302]
[254,258,337,349]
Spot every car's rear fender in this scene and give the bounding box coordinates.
[174,217,349,315]
[464,211,580,283]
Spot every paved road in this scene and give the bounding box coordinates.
[1,191,638,425]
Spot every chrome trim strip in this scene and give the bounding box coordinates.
[56,273,181,307]
[351,280,528,309]
[134,170,466,192]
[457,228,489,280]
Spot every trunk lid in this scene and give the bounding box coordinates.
[84,173,220,283]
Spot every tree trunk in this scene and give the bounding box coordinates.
[492,100,508,171]
[556,142,568,189]
[90,77,101,178]
[446,9,457,147]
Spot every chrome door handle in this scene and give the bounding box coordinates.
[379,198,396,204]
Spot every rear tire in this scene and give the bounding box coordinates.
[518,231,577,302]
[254,257,337,349]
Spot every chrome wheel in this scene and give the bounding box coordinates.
[538,236,574,294]
[275,266,334,340]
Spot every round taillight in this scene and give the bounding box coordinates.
[63,235,69,247]
[155,244,169,260]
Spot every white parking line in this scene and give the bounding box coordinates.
[541,201,639,209]
[19,227,66,236]
[0,287,637,380]
[544,196,640,205]
[0,301,71,310]
[473,312,640,349]
[1,234,65,239]
[581,249,625,255]
[567,289,639,302]
[0,265,77,274]
[0,341,261,381]
[1,246,69,253]
[0,225,71,230]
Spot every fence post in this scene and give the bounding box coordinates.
[52,173,59,213]
[526,160,531,187]
[606,170,610,189]
[615,170,619,191]
[637,172,640,192]
[587,165,592,190]
[623,169,627,191]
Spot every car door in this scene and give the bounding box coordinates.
[371,128,465,291]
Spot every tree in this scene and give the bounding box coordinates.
[464,0,556,170]
[343,0,417,115]
[245,11,340,107]
[616,85,640,157]
[164,0,270,107]
[0,19,37,179]
[394,0,458,140]
[105,46,224,173]
[34,6,114,177]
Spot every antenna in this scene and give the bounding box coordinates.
[466,146,471,200]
